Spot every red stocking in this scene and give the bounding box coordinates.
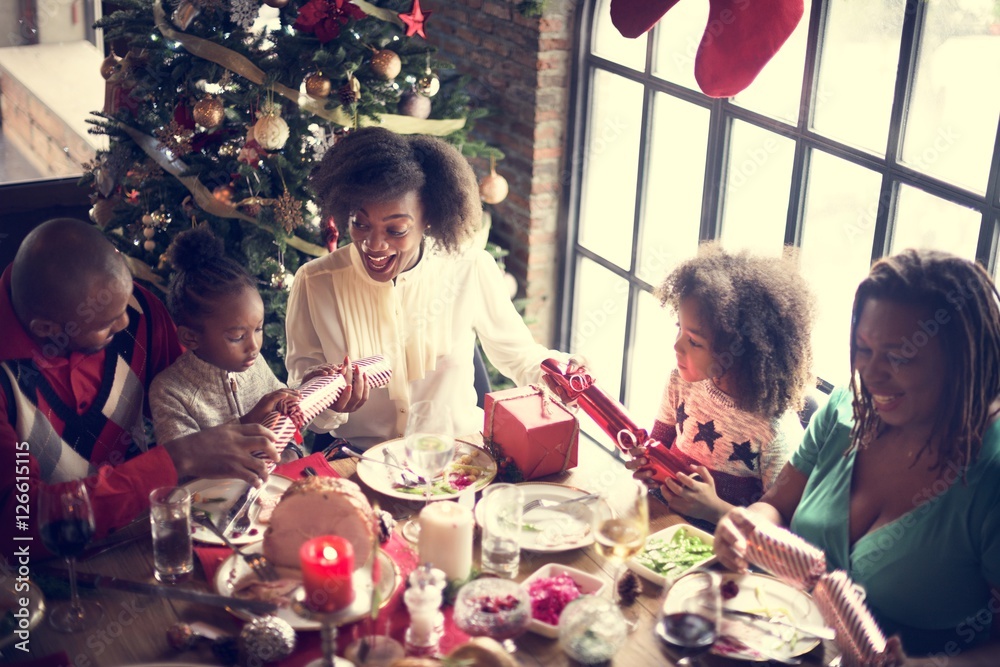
[609,0,804,98]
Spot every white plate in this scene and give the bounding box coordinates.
[474,482,603,552]
[213,543,400,630]
[626,524,716,587]
[0,578,44,650]
[356,438,497,501]
[522,563,607,638]
[186,475,292,546]
[664,572,824,662]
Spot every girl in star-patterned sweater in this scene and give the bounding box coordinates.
[631,244,815,530]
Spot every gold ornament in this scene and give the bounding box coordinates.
[192,96,225,130]
[304,72,332,99]
[339,74,361,106]
[274,188,304,233]
[155,119,194,156]
[254,113,289,151]
[213,185,234,204]
[417,72,440,97]
[90,197,116,228]
[99,50,121,80]
[143,239,157,252]
[370,49,401,80]
[262,0,289,7]
[143,227,156,239]
[398,90,431,119]
[479,167,509,205]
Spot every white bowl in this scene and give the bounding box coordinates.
[626,523,716,587]
[522,563,607,638]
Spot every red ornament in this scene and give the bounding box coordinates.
[293,0,366,43]
[399,0,432,39]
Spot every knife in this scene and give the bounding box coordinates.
[723,608,835,640]
[35,566,278,615]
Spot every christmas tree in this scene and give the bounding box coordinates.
[81,0,505,379]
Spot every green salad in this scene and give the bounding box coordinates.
[633,528,714,577]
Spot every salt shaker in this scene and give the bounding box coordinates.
[404,564,447,656]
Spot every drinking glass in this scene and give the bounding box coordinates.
[655,570,721,666]
[149,487,194,584]
[591,478,649,630]
[401,401,455,542]
[478,483,524,578]
[39,480,105,632]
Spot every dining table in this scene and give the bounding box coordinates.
[6,433,841,667]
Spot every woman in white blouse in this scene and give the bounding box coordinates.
[286,127,566,450]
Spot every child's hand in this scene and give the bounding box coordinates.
[662,464,730,523]
[242,388,301,426]
[302,363,341,383]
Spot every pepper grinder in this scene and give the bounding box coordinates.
[404,564,447,657]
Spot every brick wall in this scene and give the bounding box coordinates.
[431,0,578,347]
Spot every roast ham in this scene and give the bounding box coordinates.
[262,476,377,570]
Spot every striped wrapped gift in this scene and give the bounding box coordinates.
[745,521,827,591]
[814,570,890,667]
[259,355,392,455]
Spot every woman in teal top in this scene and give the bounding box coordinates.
[716,249,1000,665]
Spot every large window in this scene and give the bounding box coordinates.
[561,0,1000,434]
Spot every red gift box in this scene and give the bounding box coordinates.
[483,385,579,480]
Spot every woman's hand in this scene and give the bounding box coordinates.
[662,464,729,522]
[714,507,763,573]
[330,356,370,413]
[241,388,301,426]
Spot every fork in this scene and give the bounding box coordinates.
[522,492,602,514]
[191,510,280,582]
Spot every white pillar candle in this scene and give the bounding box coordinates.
[418,501,473,582]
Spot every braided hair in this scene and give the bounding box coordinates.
[164,226,256,330]
[848,249,1000,470]
[658,243,816,419]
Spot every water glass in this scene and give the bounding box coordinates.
[479,483,524,578]
[149,487,193,584]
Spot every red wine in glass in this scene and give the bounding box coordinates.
[40,518,94,558]
[656,612,718,660]
[39,481,105,632]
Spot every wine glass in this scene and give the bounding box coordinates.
[38,480,105,632]
[401,401,455,542]
[655,570,721,666]
[591,478,649,630]
[453,577,531,653]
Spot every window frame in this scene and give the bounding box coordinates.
[559,0,1000,402]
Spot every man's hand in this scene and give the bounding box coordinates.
[330,356,370,413]
[164,422,279,487]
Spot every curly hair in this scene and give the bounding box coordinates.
[309,127,482,253]
[658,243,815,419]
[849,249,1000,471]
[164,225,256,329]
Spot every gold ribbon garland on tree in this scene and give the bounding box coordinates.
[151,0,464,135]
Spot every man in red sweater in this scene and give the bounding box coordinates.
[1,218,279,564]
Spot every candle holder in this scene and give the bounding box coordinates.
[291,586,360,667]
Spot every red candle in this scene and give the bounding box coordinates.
[299,535,355,612]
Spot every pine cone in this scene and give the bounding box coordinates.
[617,570,642,606]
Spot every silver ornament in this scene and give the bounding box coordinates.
[239,616,296,662]
[417,73,440,97]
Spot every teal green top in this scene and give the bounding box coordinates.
[789,387,1000,657]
